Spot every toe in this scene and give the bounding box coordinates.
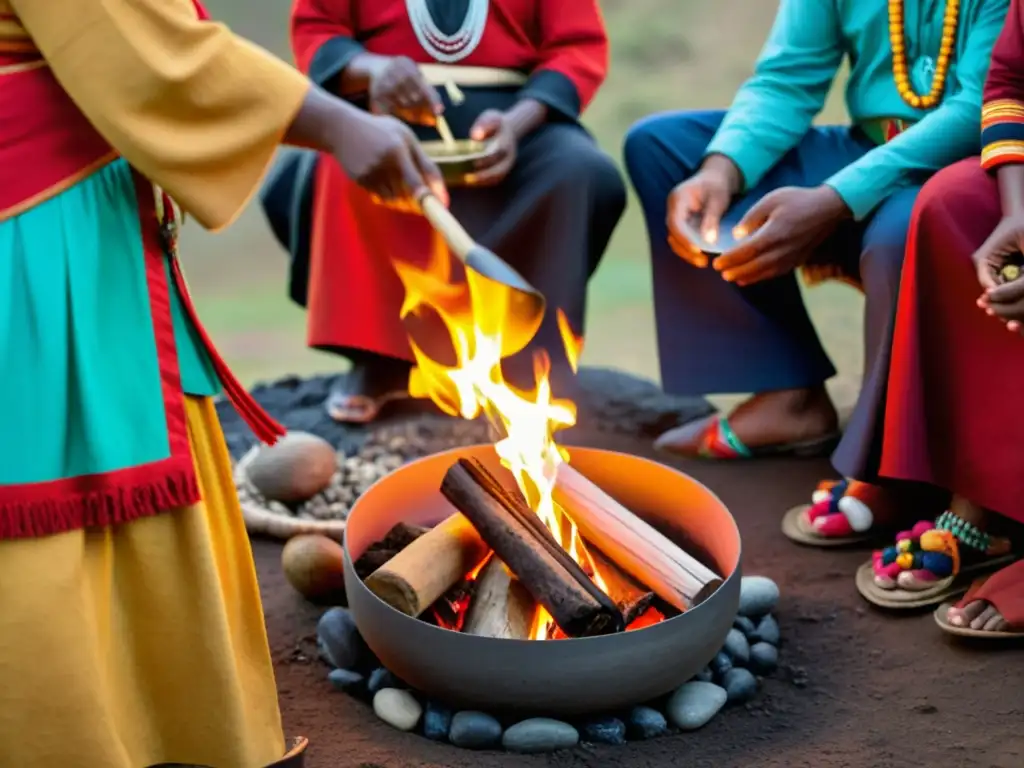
[969,604,1000,630]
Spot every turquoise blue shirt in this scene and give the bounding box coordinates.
[706,0,1009,219]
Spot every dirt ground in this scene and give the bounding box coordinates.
[254,430,1024,768]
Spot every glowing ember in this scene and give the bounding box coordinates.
[393,233,608,640]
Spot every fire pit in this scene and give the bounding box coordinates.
[343,443,741,716]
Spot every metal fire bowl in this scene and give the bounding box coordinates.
[342,444,742,716]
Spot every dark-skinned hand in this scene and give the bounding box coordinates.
[666,156,741,267]
[714,185,851,286]
[368,56,443,126]
[334,110,448,214]
[466,109,517,186]
[974,213,1024,334]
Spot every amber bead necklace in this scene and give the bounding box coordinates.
[889,0,961,109]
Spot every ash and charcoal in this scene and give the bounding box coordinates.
[317,576,783,753]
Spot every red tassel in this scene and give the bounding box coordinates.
[168,258,286,445]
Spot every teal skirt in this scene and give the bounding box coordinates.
[0,159,218,489]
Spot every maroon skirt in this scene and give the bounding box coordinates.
[880,158,1024,523]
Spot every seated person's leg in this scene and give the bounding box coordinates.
[624,111,870,458]
[790,186,932,544]
[864,160,1023,596]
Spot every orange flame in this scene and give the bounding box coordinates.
[393,233,602,640]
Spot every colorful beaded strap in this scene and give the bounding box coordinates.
[934,510,991,552]
[697,417,753,459]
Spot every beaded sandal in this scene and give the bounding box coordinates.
[934,560,1024,640]
[781,479,898,547]
[855,510,1016,610]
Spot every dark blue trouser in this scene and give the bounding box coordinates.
[623,110,920,479]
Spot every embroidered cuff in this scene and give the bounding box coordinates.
[309,37,366,92]
[981,99,1024,170]
[518,70,581,121]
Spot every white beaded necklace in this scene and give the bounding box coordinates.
[405,0,490,63]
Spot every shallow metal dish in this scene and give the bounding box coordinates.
[421,139,493,185]
[343,444,742,716]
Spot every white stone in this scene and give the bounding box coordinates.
[372,688,422,732]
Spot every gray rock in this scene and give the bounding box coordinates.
[749,642,779,675]
[739,576,780,617]
[694,666,714,683]
[367,667,403,695]
[327,668,365,697]
[422,702,452,742]
[502,718,579,753]
[626,706,669,740]
[372,688,422,731]
[754,614,781,646]
[723,628,750,666]
[733,615,757,639]
[449,711,503,749]
[666,682,727,731]
[709,651,733,679]
[722,667,758,704]
[582,717,626,745]
[317,608,366,671]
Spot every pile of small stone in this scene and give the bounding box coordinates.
[317,576,783,753]
[235,416,493,524]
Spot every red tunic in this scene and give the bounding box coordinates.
[290,0,608,359]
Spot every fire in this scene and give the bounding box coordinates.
[393,233,606,640]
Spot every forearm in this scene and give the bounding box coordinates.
[825,97,981,219]
[283,84,358,151]
[505,98,548,141]
[700,154,744,195]
[998,165,1024,215]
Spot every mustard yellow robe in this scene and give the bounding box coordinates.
[0,0,312,765]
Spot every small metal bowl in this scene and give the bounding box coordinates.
[421,139,494,185]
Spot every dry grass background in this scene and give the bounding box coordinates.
[183,0,863,413]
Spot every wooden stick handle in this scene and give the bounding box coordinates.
[420,193,475,261]
[364,513,489,617]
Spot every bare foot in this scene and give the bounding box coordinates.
[655,386,838,456]
[947,601,1011,632]
[326,355,412,424]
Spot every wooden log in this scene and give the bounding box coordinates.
[440,458,623,638]
[586,544,655,626]
[554,464,722,612]
[364,513,489,617]
[462,557,536,640]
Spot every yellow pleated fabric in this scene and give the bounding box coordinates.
[0,396,285,768]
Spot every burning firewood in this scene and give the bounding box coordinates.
[364,513,489,617]
[440,458,624,638]
[554,464,722,612]
[462,557,536,640]
[585,545,655,626]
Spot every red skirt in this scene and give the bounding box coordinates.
[306,157,438,360]
[880,158,1024,523]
